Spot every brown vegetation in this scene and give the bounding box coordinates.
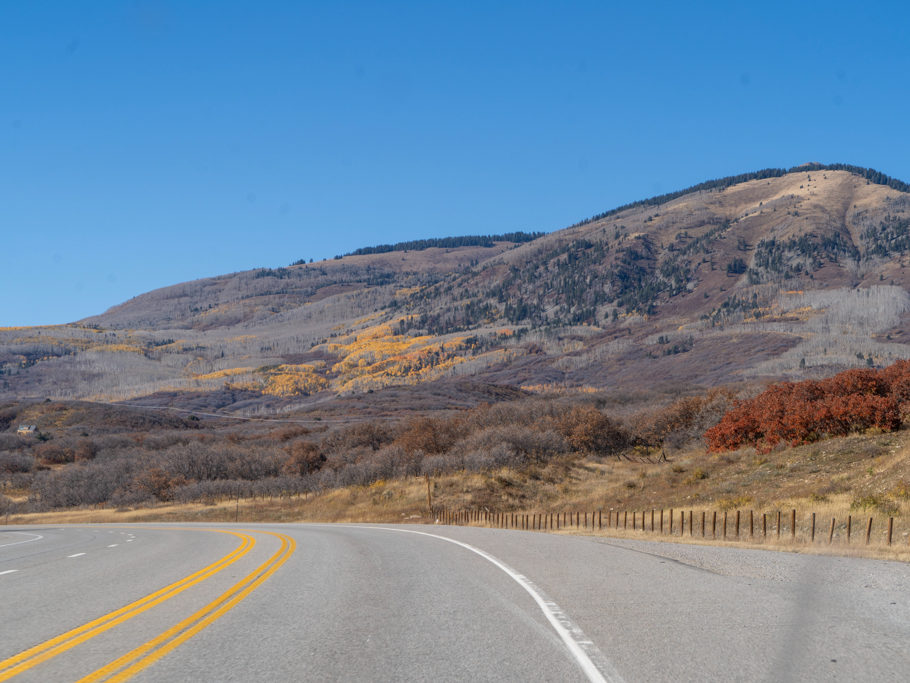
[0,392,727,514]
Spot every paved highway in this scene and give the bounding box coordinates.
[1,523,908,682]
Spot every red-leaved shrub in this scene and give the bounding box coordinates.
[705,362,910,452]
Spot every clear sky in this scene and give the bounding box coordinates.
[3,1,910,326]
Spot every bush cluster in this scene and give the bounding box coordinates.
[705,361,910,452]
[0,392,726,512]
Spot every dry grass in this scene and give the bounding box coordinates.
[7,428,910,561]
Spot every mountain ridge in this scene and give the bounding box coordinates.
[4,164,910,413]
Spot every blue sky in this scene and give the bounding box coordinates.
[3,1,910,325]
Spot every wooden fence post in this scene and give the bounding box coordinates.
[651,509,655,532]
[735,510,741,538]
[777,510,781,539]
[660,509,664,533]
[888,517,894,546]
[749,510,754,538]
[762,513,767,538]
[791,509,796,540]
[847,515,852,543]
[723,511,727,539]
[623,511,628,529]
[866,517,873,545]
[599,510,602,530]
[669,509,674,535]
[712,511,717,538]
[829,517,835,543]
[811,512,816,542]
[701,511,706,537]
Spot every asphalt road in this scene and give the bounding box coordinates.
[1,523,908,682]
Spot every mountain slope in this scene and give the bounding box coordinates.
[4,164,910,410]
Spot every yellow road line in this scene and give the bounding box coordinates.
[0,530,254,681]
[79,531,296,683]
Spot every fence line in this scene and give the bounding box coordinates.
[434,506,906,548]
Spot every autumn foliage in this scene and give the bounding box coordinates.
[705,361,910,452]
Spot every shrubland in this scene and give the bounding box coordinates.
[0,390,727,514]
[4,359,910,530]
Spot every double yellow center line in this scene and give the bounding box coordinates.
[0,528,295,682]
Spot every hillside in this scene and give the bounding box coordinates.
[3,394,909,561]
[3,164,910,413]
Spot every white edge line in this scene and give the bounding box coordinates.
[0,569,18,576]
[67,553,86,558]
[351,525,621,683]
[0,533,44,549]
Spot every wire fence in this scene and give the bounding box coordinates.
[435,507,908,549]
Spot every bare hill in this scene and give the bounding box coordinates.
[4,164,910,412]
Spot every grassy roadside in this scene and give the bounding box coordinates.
[5,429,910,561]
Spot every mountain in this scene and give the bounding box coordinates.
[4,163,910,414]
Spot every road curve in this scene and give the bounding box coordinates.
[1,523,908,682]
